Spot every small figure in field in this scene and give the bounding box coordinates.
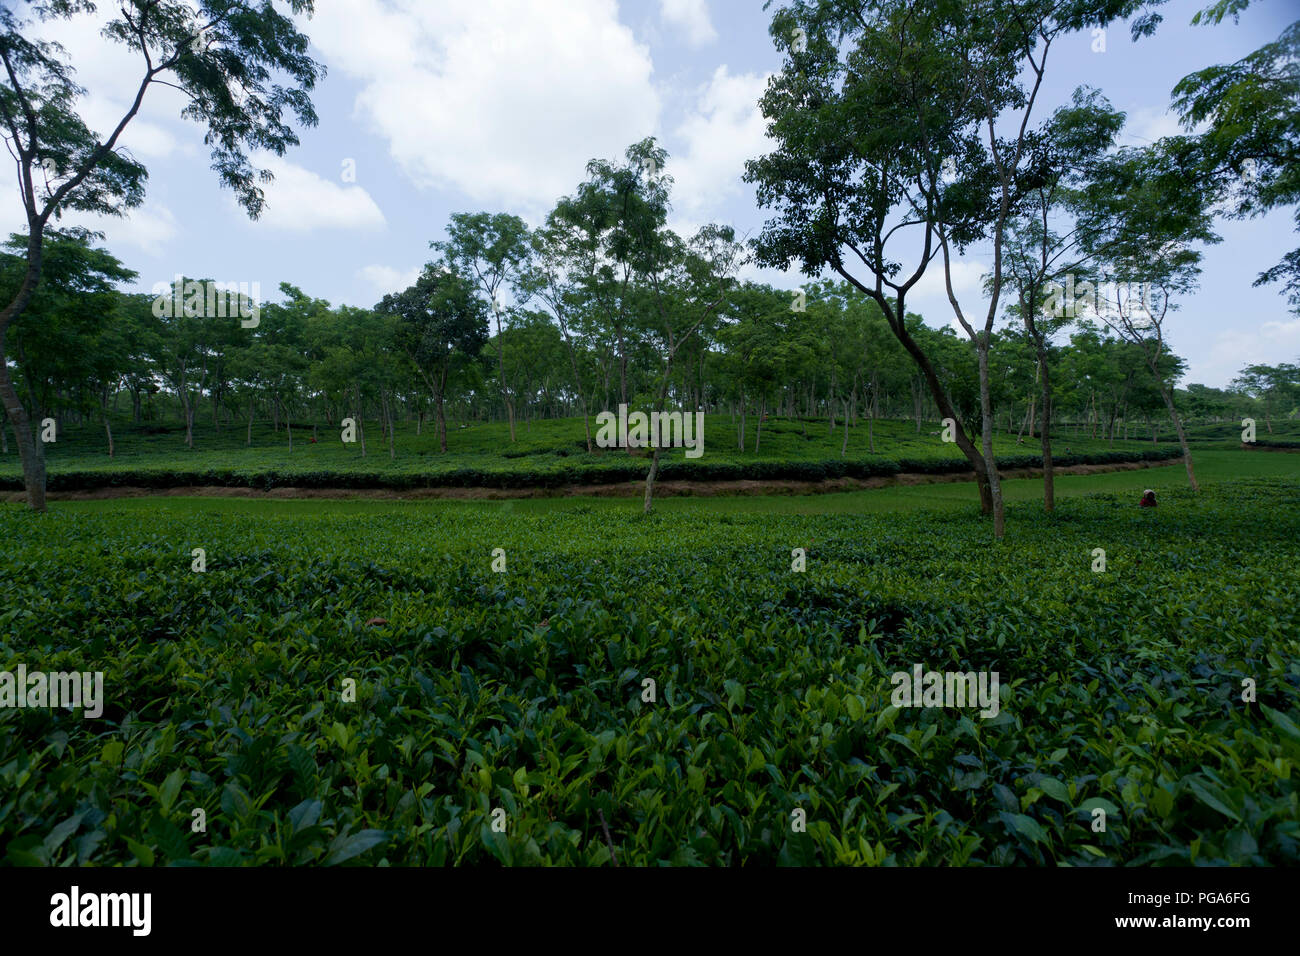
[1139,489,1157,508]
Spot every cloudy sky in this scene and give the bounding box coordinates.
[6,0,1297,388]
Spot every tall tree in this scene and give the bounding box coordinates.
[747,0,1163,538]
[997,89,1126,510]
[1074,142,1221,489]
[0,228,135,459]
[433,213,531,442]
[0,0,323,510]
[551,139,673,419]
[378,265,489,453]
[525,219,600,451]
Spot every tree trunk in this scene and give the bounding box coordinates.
[828,371,836,433]
[643,443,661,513]
[436,365,449,453]
[643,371,674,513]
[183,390,194,448]
[247,395,254,446]
[1160,385,1198,491]
[387,393,395,460]
[755,395,765,453]
[879,298,993,515]
[976,343,1005,539]
[738,389,746,452]
[841,397,849,457]
[1038,350,1055,513]
[356,384,367,457]
[0,235,49,510]
[559,328,593,453]
[101,391,114,458]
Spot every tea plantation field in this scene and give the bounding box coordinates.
[1,479,1298,865]
[0,415,1188,491]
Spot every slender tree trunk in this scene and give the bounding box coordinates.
[436,365,449,453]
[559,326,593,453]
[841,397,849,457]
[356,384,367,457]
[0,240,49,509]
[643,369,675,513]
[101,391,114,458]
[387,392,395,460]
[828,371,836,433]
[976,343,1005,538]
[738,389,746,452]
[755,395,765,453]
[1039,350,1055,513]
[247,395,254,446]
[492,311,518,443]
[882,304,994,514]
[1160,385,1198,491]
[182,388,194,448]
[643,444,661,512]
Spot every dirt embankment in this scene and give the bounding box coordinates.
[5,459,1173,502]
[1241,443,1300,453]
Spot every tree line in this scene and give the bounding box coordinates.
[4,219,1294,464]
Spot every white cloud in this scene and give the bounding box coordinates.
[671,66,771,223]
[358,264,423,296]
[243,155,386,233]
[50,202,179,256]
[307,0,661,214]
[1194,315,1300,385]
[1120,107,1182,147]
[660,0,717,47]
[1260,316,1300,343]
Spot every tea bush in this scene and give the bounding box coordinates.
[0,479,1296,865]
